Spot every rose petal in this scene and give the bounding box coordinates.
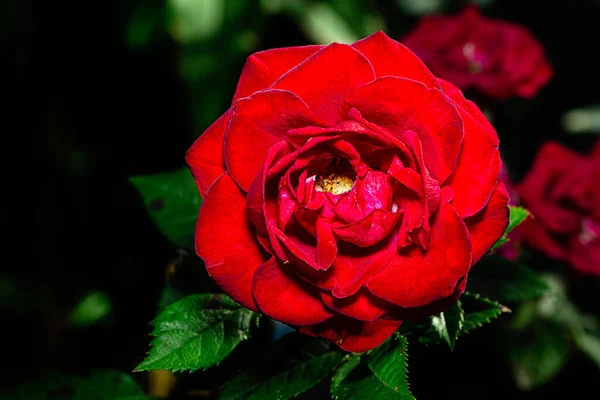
[345,76,463,183]
[334,209,401,247]
[353,30,440,88]
[321,289,392,322]
[440,79,502,218]
[252,257,334,326]
[232,45,324,103]
[196,173,265,311]
[186,109,232,196]
[225,89,328,191]
[299,317,402,352]
[465,181,510,264]
[366,187,472,308]
[272,43,376,124]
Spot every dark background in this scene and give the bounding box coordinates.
[5,0,599,398]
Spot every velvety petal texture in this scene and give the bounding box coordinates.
[187,31,509,351]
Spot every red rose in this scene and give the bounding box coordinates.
[186,32,509,352]
[517,141,600,275]
[402,6,552,100]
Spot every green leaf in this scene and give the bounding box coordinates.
[468,255,549,302]
[70,291,112,327]
[130,167,201,249]
[220,335,345,400]
[461,292,507,334]
[331,336,415,400]
[574,331,600,369]
[509,321,571,391]
[136,294,260,372]
[5,370,148,400]
[367,334,412,395]
[491,206,530,250]
[421,302,464,350]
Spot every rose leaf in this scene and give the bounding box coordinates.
[130,167,201,249]
[219,335,345,400]
[135,294,260,373]
[491,206,531,250]
[331,334,415,400]
[468,255,550,303]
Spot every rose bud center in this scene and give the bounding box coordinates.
[314,158,356,195]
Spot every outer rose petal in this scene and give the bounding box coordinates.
[225,90,328,191]
[232,45,324,103]
[195,173,266,311]
[465,181,510,263]
[440,79,502,218]
[366,188,472,308]
[186,109,232,196]
[352,31,440,88]
[321,289,391,322]
[252,257,334,326]
[272,43,376,124]
[300,317,402,352]
[345,76,463,184]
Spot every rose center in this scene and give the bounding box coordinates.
[315,158,356,195]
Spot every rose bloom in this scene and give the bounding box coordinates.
[517,141,600,275]
[402,6,552,100]
[186,32,509,352]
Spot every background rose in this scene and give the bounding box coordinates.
[186,31,509,352]
[517,141,600,275]
[402,6,552,100]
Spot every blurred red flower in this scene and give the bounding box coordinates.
[402,6,553,100]
[517,141,600,275]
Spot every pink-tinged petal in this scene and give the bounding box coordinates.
[367,187,472,308]
[334,209,401,247]
[321,289,392,322]
[225,90,328,191]
[352,30,439,88]
[196,173,265,311]
[272,43,376,124]
[186,109,232,196]
[345,77,463,183]
[465,181,510,264]
[252,258,334,326]
[440,79,502,218]
[333,171,395,223]
[316,218,338,268]
[232,45,324,103]
[567,230,600,276]
[299,317,402,352]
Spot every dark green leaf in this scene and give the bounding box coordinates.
[220,335,344,400]
[509,321,571,390]
[491,206,530,250]
[469,255,549,302]
[136,294,260,372]
[130,168,201,249]
[367,334,412,395]
[461,292,507,334]
[421,302,464,350]
[331,341,415,400]
[5,370,148,400]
